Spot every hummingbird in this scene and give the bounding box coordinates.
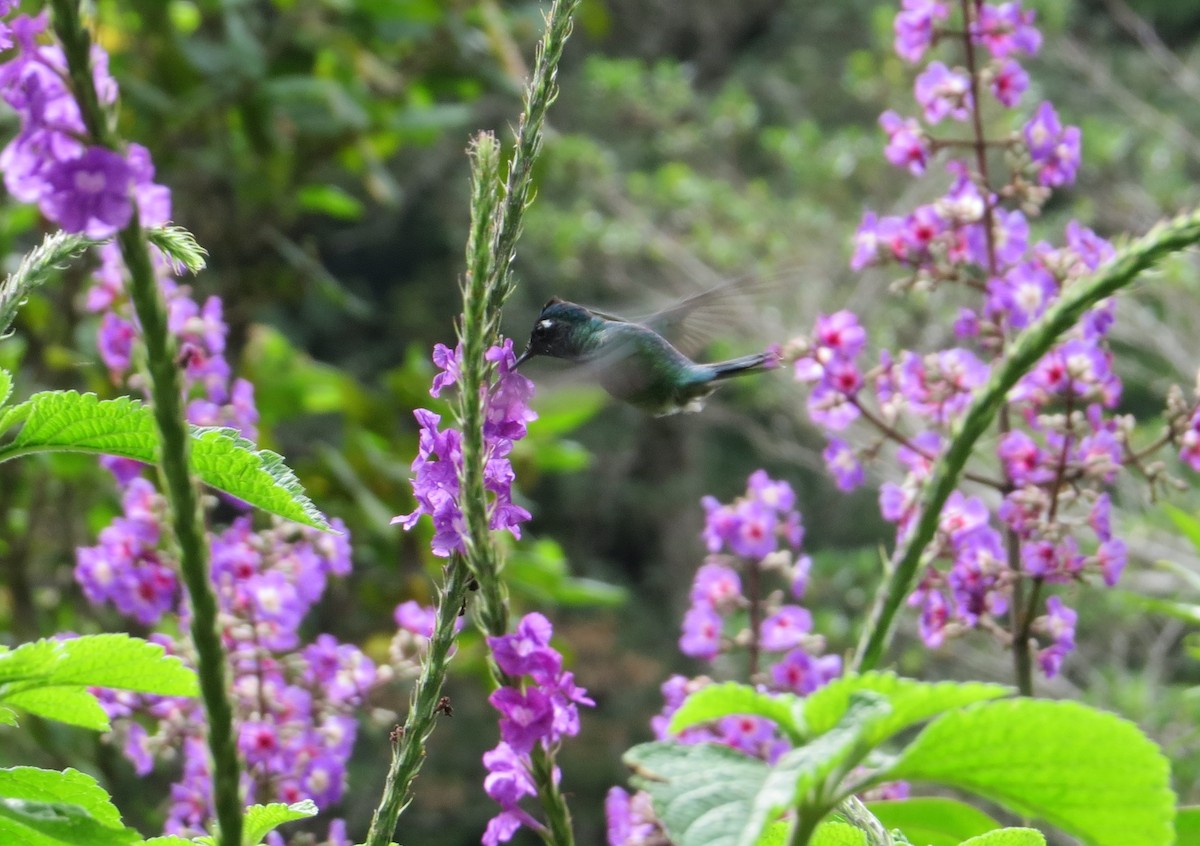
[513,293,775,415]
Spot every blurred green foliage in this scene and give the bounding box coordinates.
[3,0,1200,843]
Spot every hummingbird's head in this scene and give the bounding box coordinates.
[514,297,593,367]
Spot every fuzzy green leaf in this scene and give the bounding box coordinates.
[0,368,11,408]
[626,741,769,846]
[144,225,208,275]
[141,838,199,846]
[865,798,1000,846]
[802,673,1011,746]
[0,634,197,695]
[1,688,111,731]
[959,829,1045,846]
[240,801,318,846]
[0,231,104,340]
[887,700,1173,846]
[738,693,890,846]
[0,635,198,729]
[0,767,138,846]
[0,391,330,531]
[668,682,803,742]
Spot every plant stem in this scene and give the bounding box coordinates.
[364,555,474,846]
[853,208,1200,672]
[50,4,243,844]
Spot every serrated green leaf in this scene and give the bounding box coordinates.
[0,797,140,846]
[0,634,197,696]
[810,821,868,846]
[0,391,330,531]
[0,768,124,828]
[2,688,111,730]
[240,800,318,845]
[0,767,137,846]
[865,798,1000,846]
[0,636,197,729]
[887,700,1173,846]
[626,741,769,846]
[668,682,803,743]
[959,828,1045,846]
[0,368,11,408]
[802,673,1011,746]
[739,693,891,846]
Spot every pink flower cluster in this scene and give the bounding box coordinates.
[782,0,1163,678]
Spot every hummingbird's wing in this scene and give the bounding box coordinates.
[633,275,770,357]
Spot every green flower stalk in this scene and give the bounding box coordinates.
[49,3,243,844]
[371,2,581,844]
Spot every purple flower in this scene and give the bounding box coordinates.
[679,604,723,660]
[880,110,930,175]
[915,61,972,123]
[488,612,563,680]
[989,58,1029,107]
[894,0,949,63]
[1096,538,1126,587]
[1023,102,1080,187]
[760,605,813,652]
[689,563,743,611]
[490,686,556,754]
[605,788,663,846]
[823,437,864,491]
[771,648,842,695]
[41,146,133,236]
[483,743,537,809]
[973,2,1042,59]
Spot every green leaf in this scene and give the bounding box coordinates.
[296,184,364,221]
[0,231,104,340]
[0,767,139,846]
[802,673,1011,746]
[1,688,111,730]
[626,741,769,846]
[0,768,125,828]
[240,800,318,845]
[144,226,208,275]
[0,635,198,728]
[959,829,1045,846]
[1178,806,1200,844]
[0,368,11,408]
[887,700,1173,846]
[1161,502,1200,555]
[141,837,200,846]
[0,634,197,695]
[810,821,868,846]
[756,821,789,846]
[739,693,891,846]
[865,798,1000,846]
[668,682,803,742]
[0,391,331,531]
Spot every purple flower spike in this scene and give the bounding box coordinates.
[41,146,133,236]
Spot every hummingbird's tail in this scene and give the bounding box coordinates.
[707,351,775,381]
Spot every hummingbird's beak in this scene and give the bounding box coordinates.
[513,348,533,369]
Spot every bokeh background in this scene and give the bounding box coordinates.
[3,0,1200,843]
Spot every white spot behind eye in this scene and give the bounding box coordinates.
[538,319,554,331]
